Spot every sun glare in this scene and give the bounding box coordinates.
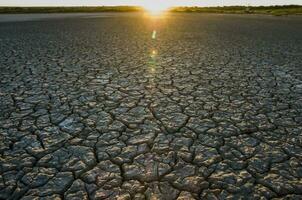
[139,0,173,15]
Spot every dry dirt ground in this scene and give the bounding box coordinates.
[0,13,302,199]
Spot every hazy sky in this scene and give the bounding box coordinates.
[1,0,301,7]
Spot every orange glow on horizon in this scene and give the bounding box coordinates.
[139,0,173,15]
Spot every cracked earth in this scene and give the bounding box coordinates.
[0,13,302,199]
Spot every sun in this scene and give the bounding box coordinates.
[139,0,173,15]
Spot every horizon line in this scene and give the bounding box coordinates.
[1,4,302,7]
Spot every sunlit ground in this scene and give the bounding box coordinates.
[138,1,172,77]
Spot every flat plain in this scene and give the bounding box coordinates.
[0,13,302,199]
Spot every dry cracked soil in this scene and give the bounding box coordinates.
[0,13,302,199]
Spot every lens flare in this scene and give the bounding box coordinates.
[151,50,157,57]
[152,30,157,39]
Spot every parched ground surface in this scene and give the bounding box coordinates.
[0,13,302,200]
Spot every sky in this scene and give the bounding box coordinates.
[0,0,301,7]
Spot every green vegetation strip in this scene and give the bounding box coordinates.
[0,5,301,15]
[171,5,302,16]
[0,6,141,14]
